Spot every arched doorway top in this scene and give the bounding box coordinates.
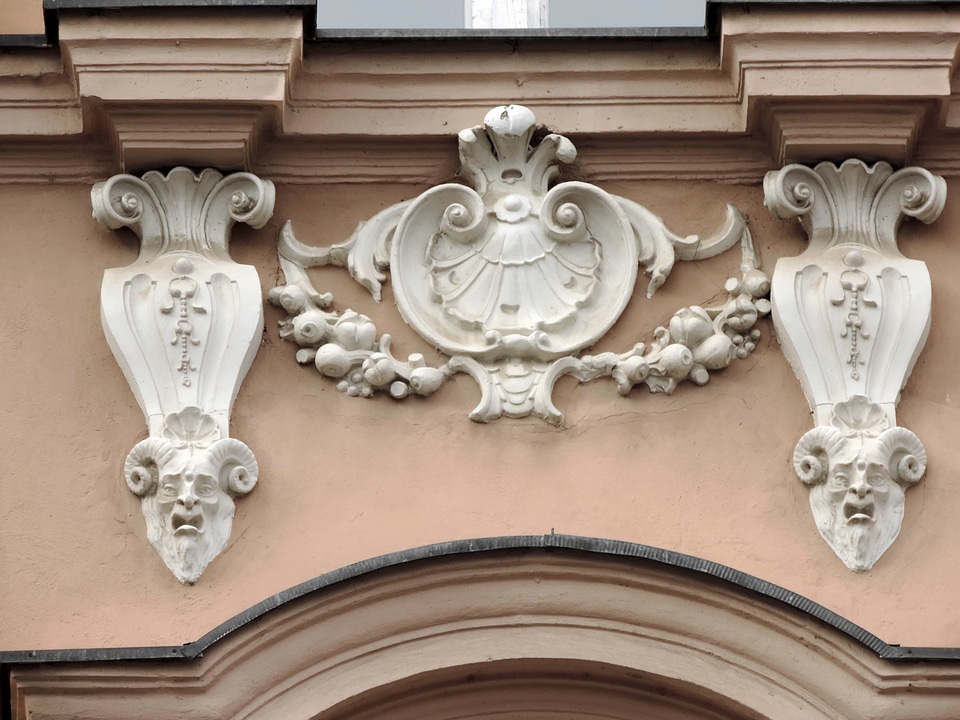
[9,535,960,720]
[4,534,960,664]
[188,532,955,661]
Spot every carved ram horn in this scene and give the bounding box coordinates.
[123,438,178,496]
[206,438,259,497]
[793,426,846,485]
[877,426,927,486]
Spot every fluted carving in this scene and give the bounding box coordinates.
[93,167,274,583]
[765,159,943,570]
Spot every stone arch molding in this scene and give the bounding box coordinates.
[271,105,772,425]
[10,540,960,720]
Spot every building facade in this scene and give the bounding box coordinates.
[1,1,960,717]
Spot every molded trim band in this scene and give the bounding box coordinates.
[2,534,959,664]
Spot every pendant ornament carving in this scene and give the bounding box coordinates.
[93,167,275,584]
[271,105,771,424]
[765,159,944,571]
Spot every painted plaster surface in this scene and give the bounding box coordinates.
[0,178,958,651]
[0,0,42,34]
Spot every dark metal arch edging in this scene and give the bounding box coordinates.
[3,533,960,665]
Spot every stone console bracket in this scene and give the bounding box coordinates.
[765,159,945,571]
[59,7,304,172]
[93,166,275,583]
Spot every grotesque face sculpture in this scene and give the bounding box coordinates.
[125,409,258,584]
[140,450,238,584]
[795,402,925,571]
[156,465,225,539]
[808,443,907,571]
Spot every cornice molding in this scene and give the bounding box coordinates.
[3,6,960,178]
[59,8,302,171]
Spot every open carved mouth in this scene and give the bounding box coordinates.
[843,500,875,523]
[172,511,204,535]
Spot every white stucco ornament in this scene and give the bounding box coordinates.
[271,105,770,424]
[765,159,944,571]
[93,167,275,583]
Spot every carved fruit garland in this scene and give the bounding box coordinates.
[94,167,274,583]
[270,105,771,424]
[765,159,943,571]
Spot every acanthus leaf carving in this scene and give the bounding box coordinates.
[765,159,944,571]
[93,167,274,584]
[270,105,770,424]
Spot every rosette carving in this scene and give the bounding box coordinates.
[93,167,274,583]
[271,106,770,424]
[765,159,943,570]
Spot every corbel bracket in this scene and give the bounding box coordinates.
[93,167,275,583]
[60,10,302,171]
[765,159,945,571]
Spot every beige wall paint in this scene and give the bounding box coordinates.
[0,176,957,652]
[0,0,42,34]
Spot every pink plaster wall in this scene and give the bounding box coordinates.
[0,0,42,34]
[0,175,957,652]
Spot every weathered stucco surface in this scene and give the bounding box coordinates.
[0,174,957,651]
[0,0,42,35]
[0,4,958,672]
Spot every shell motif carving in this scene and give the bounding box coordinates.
[765,159,944,571]
[425,188,601,335]
[93,167,274,583]
[271,106,770,424]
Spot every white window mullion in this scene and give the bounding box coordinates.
[468,0,548,29]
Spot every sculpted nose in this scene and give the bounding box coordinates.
[178,492,196,509]
[851,476,871,498]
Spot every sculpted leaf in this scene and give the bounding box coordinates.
[272,106,770,425]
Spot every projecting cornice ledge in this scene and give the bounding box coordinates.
[722,5,959,167]
[57,7,303,171]
[10,3,960,179]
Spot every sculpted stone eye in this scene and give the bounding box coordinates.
[161,485,178,496]
[197,483,216,497]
